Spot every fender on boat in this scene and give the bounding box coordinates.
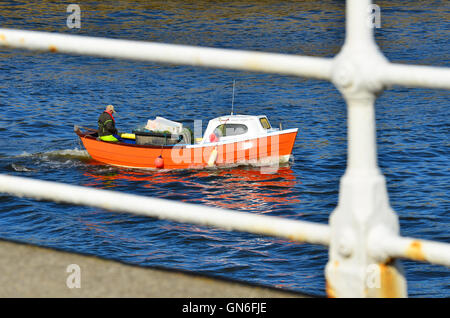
[207,147,218,167]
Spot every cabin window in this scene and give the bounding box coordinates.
[213,124,248,137]
[259,117,271,129]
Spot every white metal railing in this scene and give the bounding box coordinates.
[0,174,330,246]
[0,28,333,80]
[0,0,449,297]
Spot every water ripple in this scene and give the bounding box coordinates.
[0,0,448,297]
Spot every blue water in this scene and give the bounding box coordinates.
[0,1,448,297]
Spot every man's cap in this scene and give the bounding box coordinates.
[106,104,116,113]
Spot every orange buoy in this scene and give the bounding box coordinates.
[155,155,164,169]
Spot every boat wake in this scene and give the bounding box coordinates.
[14,148,90,160]
[9,163,37,172]
[4,148,92,173]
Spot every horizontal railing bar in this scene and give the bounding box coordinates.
[1,29,449,92]
[373,233,450,267]
[0,174,331,246]
[0,28,333,80]
[383,62,450,90]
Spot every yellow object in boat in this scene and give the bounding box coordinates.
[120,133,136,140]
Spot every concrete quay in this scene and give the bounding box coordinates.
[0,239,309,298]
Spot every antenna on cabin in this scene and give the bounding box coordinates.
[231,79,236,116]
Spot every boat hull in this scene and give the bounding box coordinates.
[76,128,298,170]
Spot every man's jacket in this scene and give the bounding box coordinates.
[98,111,118,137]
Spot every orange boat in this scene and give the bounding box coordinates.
[75,114,298,170]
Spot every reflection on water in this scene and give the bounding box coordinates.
[83,162,300,214]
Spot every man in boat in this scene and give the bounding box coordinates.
[98,104,120,142]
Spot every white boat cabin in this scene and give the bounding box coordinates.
[199,114,279,144]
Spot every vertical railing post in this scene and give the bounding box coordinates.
[325,0,407,297]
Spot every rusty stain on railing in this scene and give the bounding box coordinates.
[405,241,425,262]
[378,262,406,298]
